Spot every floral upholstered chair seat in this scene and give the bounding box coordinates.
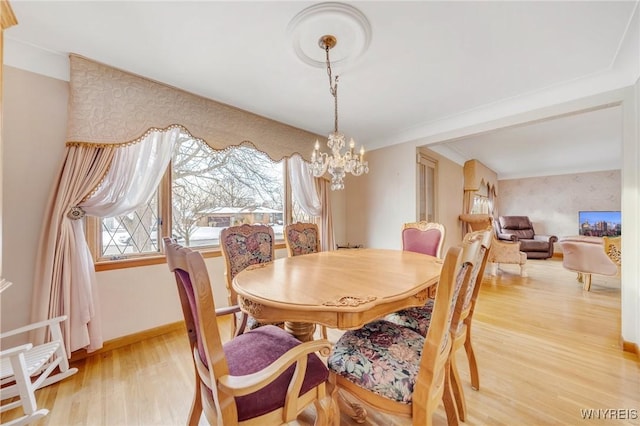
[387,243,487,337]
[327,320,425,403]
[384,299,435,337]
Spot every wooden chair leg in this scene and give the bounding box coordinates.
[464,330,480,391]
[442,360,459,426]
[187,377,203,426]
[583,273,592,291]
[520,263,528,277]
[450,350,467,421]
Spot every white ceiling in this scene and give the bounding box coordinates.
[4,1,639,179]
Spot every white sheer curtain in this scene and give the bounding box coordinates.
[32,127,179,355]
[288,155,335,251]
[81,128,178,216]
[288,155,321,217]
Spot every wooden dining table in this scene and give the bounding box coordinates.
[232,248,442,342]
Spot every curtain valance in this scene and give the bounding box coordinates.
[67,55,319,161]
[463,159,498,194]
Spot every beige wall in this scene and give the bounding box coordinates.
[2,66,67,333]
[344,141,463,253]
[499,170,621,239]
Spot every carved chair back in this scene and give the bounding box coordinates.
[402,221,446,259]
[284,222,320,257]
[220,224,275,307]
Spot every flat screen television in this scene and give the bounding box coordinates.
[578,211,621,237]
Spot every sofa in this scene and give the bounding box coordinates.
[494,216,558,259]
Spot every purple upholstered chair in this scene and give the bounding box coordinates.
[402,221,446,259]
[164,238,334,425]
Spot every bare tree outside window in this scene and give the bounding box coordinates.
[98,133,285,258]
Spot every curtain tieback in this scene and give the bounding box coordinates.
[67,206,86,220]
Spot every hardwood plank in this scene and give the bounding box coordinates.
[1,258,638,425]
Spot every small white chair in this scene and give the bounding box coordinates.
[1,314,78,426]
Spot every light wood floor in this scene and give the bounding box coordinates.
[2,258,638,425]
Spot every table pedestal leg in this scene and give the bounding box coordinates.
[284,321,316,342]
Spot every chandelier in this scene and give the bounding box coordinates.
[310,35,369,190]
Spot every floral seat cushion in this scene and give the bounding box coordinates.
[327,320,425,404]
[384,299,435,337]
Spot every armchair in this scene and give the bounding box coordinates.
[164,238,334,425]
[559,236,618,291]
[494,216,557,259]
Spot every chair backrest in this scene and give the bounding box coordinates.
[402,221,445,258]
[164,238,224,372]
[164,238,235,420]
[220,224,275,306]
[412,237,479,421]
[458,229,493,328]
[284,222,320,257]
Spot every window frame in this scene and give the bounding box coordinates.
[89,144,299,271]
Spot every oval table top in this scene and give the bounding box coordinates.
[232,248,442,331]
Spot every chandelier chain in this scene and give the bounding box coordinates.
[325,44,339,133]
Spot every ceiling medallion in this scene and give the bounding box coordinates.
[287,2,372,68]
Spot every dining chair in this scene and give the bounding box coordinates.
[385,229,492,421]
[220,223,280,332]
[402,221,446,259]
[284,222,328,340]
[284,222,321,257]
[327,238,480,426]
[1,310,78,426]
[164,238,335,426]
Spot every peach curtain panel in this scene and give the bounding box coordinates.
[318,179,335,251]
[32,145,115,353]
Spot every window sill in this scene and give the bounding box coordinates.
[94,242,287,271]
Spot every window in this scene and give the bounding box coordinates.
[417,153,438,222]
[470,182,491,214]
[93,132,302,262]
